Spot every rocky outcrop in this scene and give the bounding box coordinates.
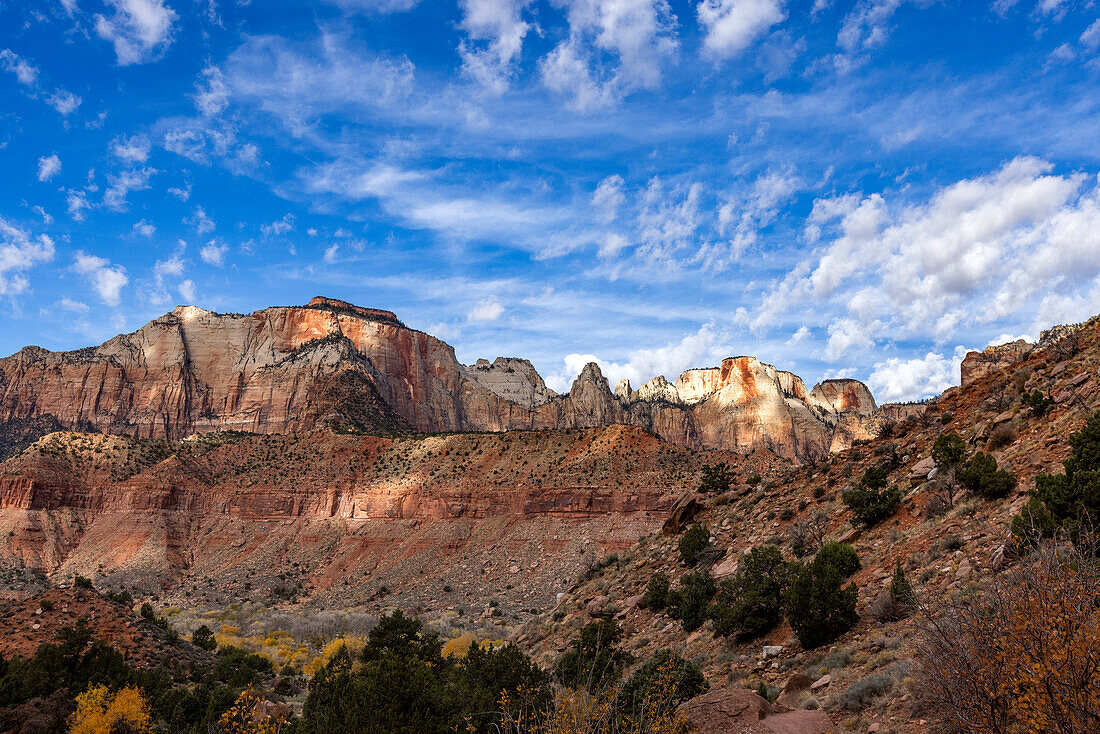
[0,426,727,611]
[465,357,556,408]
[961,340,1034,387]
[678,688,835,734]
[0,297,885,462]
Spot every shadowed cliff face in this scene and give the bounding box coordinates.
[0,426,775,612]
[0,296,885,461]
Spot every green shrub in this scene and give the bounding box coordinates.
[1012,412,1100,548]
[842,485,901,527]
[74,575,93,590]
[785,544,860,650]
[838,665,908,710]
[618,649,708,716]
[640,572,670,611]
[667,570,715,633]
[957,452,1017,499]
[554,619,631,693]
[747,474,762,486]
[815,542,861,578]
[1024,389,1052,416]
[860,465,889,490]
[932,432,966,471]
[192,625,217,651]
[698,462,735,494]
[710,545,790,640]
[679,523,710,566]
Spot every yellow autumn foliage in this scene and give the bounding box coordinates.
[69,685,152,734]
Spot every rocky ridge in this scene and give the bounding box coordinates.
[518,314,1100,734]
[0,296,892,462]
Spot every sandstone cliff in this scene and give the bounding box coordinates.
[0,296,885,461]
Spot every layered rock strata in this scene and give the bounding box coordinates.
[0,296,883,461]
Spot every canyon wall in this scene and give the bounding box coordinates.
[0,296,885,461]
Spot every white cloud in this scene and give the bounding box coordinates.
[545,321,727,392]
[718,167,801,257]
[261,213,295,237]
[57,297,89,312]
[200,240,228,265]
[592,174,625,224]
[756,157,1100,357]
[72,251,129,305]
[866,347,967,403]
[46,89,81,116]
[0,49,39,86]
[1081,19,1100,49]
[104,167,154,211]
[133,219,155,237]
[323,243,340,263]
[467,296,505,322]
[458,0,531,94]
[167,183,191,201]
[194,65,229,116]
[0,218,55,295]
[110,134,151,163]
[67,189,92,221]
[837,0,908,53]
[94,0,178,65]
[37,154,61,182]
[538,40,615,112]
[178,278,196,302]
[186,206,215,234]
[697,0,786,60]
[542,0,678,108]
[324,0,420,11]
[787,325,810,344]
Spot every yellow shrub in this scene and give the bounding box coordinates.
[69,685,152,734]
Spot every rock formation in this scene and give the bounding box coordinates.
[0,296,889,462]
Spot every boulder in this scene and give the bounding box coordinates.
[678,688,835,734]
[774,673,814,708]
[662,494,703,535]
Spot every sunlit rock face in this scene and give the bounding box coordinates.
[0,297,884,461]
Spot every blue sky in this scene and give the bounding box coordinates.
[2,0,1099,402]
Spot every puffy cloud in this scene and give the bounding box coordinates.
[866,348,967,403]
[200,240,228,265]
[717,167,801,257]
[94,0,178,65]
[837,0,908,53]
[46,89,81,116]
[323,243,340,263]
[0,49,39,86]
[72,251,129,305]
[133,219,155,237]
[697,0,786,60]
[167,183,191,201]
[544,322,727,392]
[787,325,810,344]
[0,218,56,295]
[194,65,229,117]
[467,296,505,322]
[110,134,151,163]
[542,0,678,108]
[37,154,61,182]
[756,157,1100,356]
[178,279,196,302]
[103,167,154,211]
[458,0,531,94]
[538,40,615,112]
[57,297,89,312]
[261,213,295,237]
[592,175,625,224]
[1082,19,1100,49]
[66,189,92,221]
[186,206,215,234]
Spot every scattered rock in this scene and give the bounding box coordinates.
[762,645,783,659]
[810,674,831,690]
